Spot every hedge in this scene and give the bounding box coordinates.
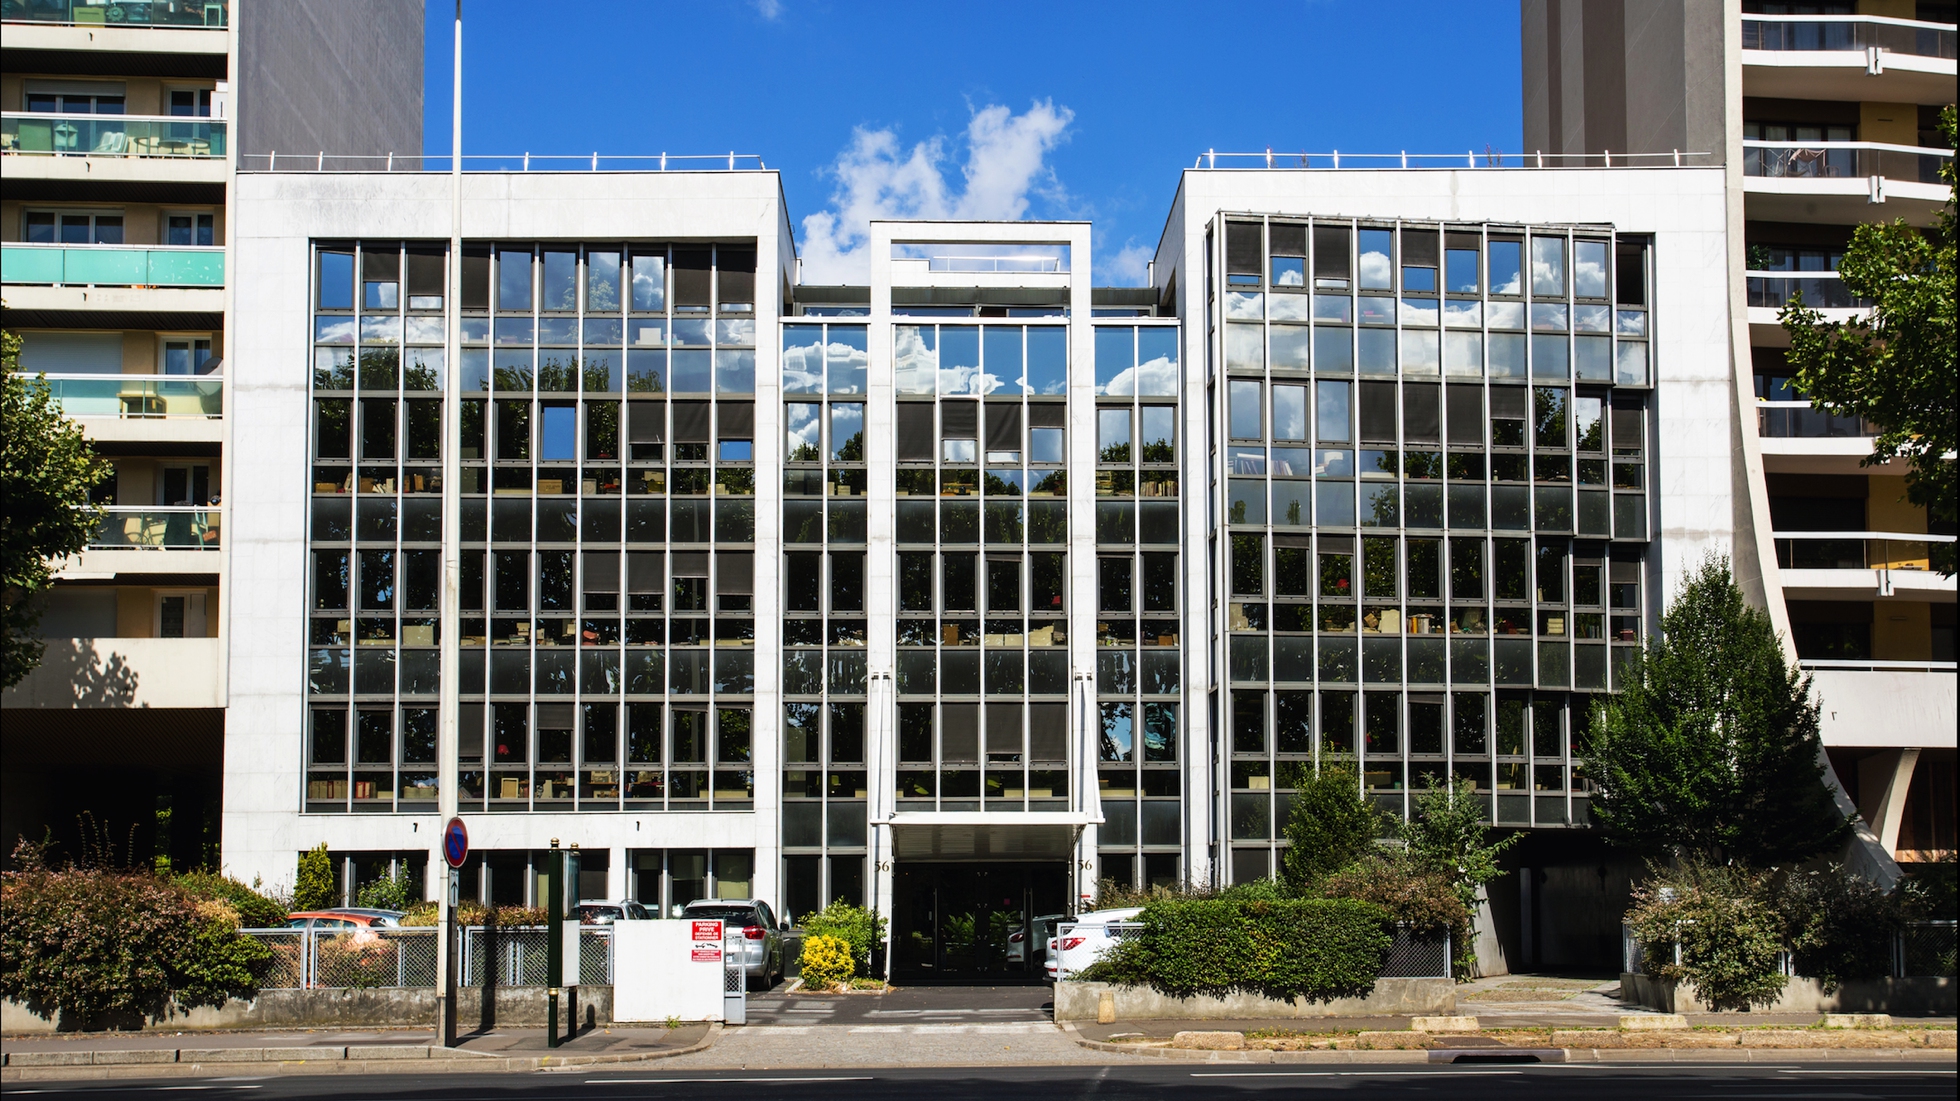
[1084,897,1393,1004]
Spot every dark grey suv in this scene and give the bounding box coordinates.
[681,898,786,990]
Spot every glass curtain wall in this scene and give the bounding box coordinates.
[306,240,761,820]
[781,321,871,915]
[891,323,1072,816]
[1217,218,1651,879]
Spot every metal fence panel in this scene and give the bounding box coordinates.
[1381,927,1451,978]
[1901,921,1957,978]
[248,929,309,990]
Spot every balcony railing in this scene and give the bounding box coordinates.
[90,506,220,549]
[1743,140,1951,184]
[1,243,223,287]
[1801,658,1958,673]
[1756,400,1875,439]
[20,372,221,417]
[1741,14,1957,60]
[1,113,225,158]
[0,0,227,27]
[1745,272,1870,310]
[1773,530,1955,572]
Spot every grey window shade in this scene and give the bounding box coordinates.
[1446,232,1481,251]
[941,704,979,761]
[626,552,662,592]
[1313,226,1351,280]
[1611,403,1644,451]
[673,401,710,442]
[717,247,756,306]
[896,403,934,461]
[941,400,977,440]
[459,703,485,761]
[1274,534,1314,548]
[1490,386,1527,419]
[1225,221,1262,275]
[985,403,1022,451]
[362,246,398,282]
[1446,385,1484,445]
[1028,703,1066,761]
[985,703,1024,755]
[1028,402,1067,428]
[584,552,620,593]
[673,248,711,308]
[629,401,665,443]
[1610,559,1640,584]
[718,402,754,441]
[1358,382,1397,444]
[461,246,490,311]
[1403,383,1440,442]
[1401,227,1439,267]
[671,551,709,577]
[716,552,753,594]
[406,247,443,298]
[1269,222,1306,257]
[537,704,575,729]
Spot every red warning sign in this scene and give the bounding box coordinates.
[691,946,722,962]
[691,920,723,941]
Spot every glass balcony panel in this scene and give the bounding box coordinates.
[2,114,226,158]
[22,374,222,417]
[1,244,223,287]
[92,507,222,549]
[1,0,229,25]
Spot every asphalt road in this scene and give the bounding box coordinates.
[4,1063,1953,1100]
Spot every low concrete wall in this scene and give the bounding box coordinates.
[3,986,615,1034]
[1052,979,1455,1022]
[1620,973,1956,1015]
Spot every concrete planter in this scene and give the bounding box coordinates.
[3,986,614,1034]
[1619,972,1956,1015]
[1053,979,1455,1022]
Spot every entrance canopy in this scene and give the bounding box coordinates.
[885,812,1098,861]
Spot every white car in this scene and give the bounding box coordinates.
[1043,907,1143,982]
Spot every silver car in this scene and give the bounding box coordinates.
[681,898,785,991]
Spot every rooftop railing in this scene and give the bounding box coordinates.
[237,152,766,173]
[1,243,223,287]
[1,113,225,158]
[1743,140,1950,183]
[1190,149,1712,170]
[1756,400,1875,439]
[18,372,222,417]
[1745,272,1870,310]
[0,0,226,27]
[91,506,220,550]
[1741,13,1957,60]
[1801,658,1958,673]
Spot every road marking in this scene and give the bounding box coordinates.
[585,1076,874,1084]
[1780,1068,1958,1074]
[1193,1070,1526,1078]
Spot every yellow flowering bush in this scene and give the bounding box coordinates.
[798,933,855,992]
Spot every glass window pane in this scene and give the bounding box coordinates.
[1531,236,1565,297]
[1229,381,1262,440]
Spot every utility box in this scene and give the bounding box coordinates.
[613,919,727,1023]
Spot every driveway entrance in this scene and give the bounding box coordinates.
[891,862,1067,983]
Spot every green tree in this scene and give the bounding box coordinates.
[2,326,110,689]
[1403,773,1520,978]
[292,844,337,911]
[1588,556,1849,865]
[1780,106,1956,576]
[1279,756,1383,892]
[355,867,416,911]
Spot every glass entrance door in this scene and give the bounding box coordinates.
[891,862,1066,982]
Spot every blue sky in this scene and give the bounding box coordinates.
[423,1,1521,284]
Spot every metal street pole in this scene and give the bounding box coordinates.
[434,0,464,1050]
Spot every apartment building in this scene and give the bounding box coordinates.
[1522,0,1957,874]
[0,0,422,869]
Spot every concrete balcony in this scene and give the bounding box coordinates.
[1774,531,1957,600]
[55,506,221,579]
[1742,141,1951,227]
[0,636,221,710]
[1741,14,1957,105]
[1744,272,1871,344]
[1805,660,1958,749]
[1,114,228,189]
[21,373,223,443]
[0,0,228,56]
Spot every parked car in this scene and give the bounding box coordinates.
[1044,907,1144,982]
[576,899,652,924]
[681,898,786,990]
[1006,913,1065,966]
[286,908,405,931]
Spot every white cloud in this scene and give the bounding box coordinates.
[1101,243,1152,287]
[752,0,783,20]
[799,100,1073,284]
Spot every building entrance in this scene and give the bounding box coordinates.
[891,862,1068,983]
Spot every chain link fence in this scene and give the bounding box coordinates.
[246,926,612,990]
[1381,927,1451,978]
[1621,921,1957,981]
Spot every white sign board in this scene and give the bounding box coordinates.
[613,919,725,1023]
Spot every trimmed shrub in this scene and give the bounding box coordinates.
[174,871,287,929]
[800,899,887,971]
[1319,857,1470,942]
[1626,868,1788,1011]
[1084,897,1393,1004]
[1279,757,1385,891]
[292,844,336,911]
[799,934,855,992]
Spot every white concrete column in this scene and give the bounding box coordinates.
[1858,748,1922,856]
